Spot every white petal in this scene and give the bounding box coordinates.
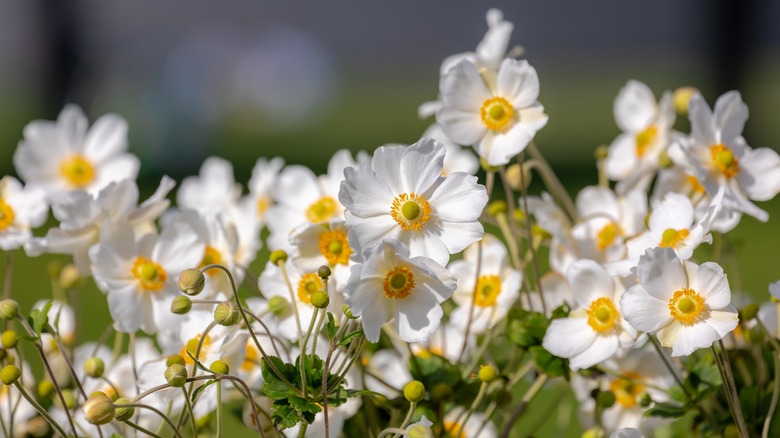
[394,290,443,343]
[439,59,491,111]
[401,139,446,194]
[636,248,686,301]
[706,307,739,338]
[656,321,682,348]
[614,81,656,133]
[688,93,717,146]
[605,133,639,180]
[736,147,780,202]
[83,113,128,163]
[576,186,620,219]
[497,59,540,108]
[542,317,596,359]
[713,91,748,145]
[620,285,672,333]
[649,193,694,232]
[567,259,614,308]
[485,124,533,166]
[428,172,487,222]
[339,165,395,217]
[569,334,619,370]
[689,262,731,309]
[437,108,486,146]
[107,283,146,333]
[671,322,719,357]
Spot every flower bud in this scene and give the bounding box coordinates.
[38,380,55,398]
[114,397,135,421]
[268,296,290,316]
[165,364,188,387]
[166,354,186,367]
[83,392,115,425]
[741,303,759,322]
[178,268,205,296]
[487,200,507,217]
[214,301,240,326]
[59,264,82,290]
[639,393,652,407]
[0,300,19,320]
[269,250,288,265]
[403,380,425,403]
[596,390,616,409]
[723,425,740,438]
[0,364,21,385]
[1,330,17,349]
[342,304,357,319]
[673,86,698,116]
[25,416,50,437]
[60,390,77,409]
[513,209,526,223]
[594,145,609,160]
[531,224,551,240]
[311,291,330,309]
[478,364,498,383]
[408,424,434,438]
[171,296,193,315]
[504,164,522,191]
[84,357,105,378]
[658,150,673,169]
[210,359,229,375]
[479,157,500,173]
[318,265,332,279]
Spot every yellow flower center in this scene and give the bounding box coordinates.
[241,344,260,372]
[305,196,338,223]
[390,193,431,231]
[414,346,444,359]
[586,297,619,333]
[610,372,645,408]
[474,275,502,307]
[710,144,739,178]
[181,334,211,365]
[480,96,515,131]
[383,266,415,300]
[635,125,658,157]
[659,228,689,249]
[131,257,167,291]
[198,246,223,277]
[596,222,619,251]
[297,273,323,304]
[668,288,705,325]
[256,196,269,216]
[686,175,706,193]
[59,155,95,188]
[318,229,352,266]
[0,199,14,232]
[443,421,466,438]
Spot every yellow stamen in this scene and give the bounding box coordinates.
[596,222,619,251]
[686,175,705,193]
[586,297,618,333]
[296,273,323,304]
[383,266,415,300]
[610,372,645,408]
[131,257,166,291]
[415,346,444,359]
[443,421,466,438]
[241,344,260,372]
[256,196,269,216]
[635,125,658,157]
[474,275,502,307]
[318,229,351,266]
[181,335,211,364]
[60,155,95,188]
[710,144,739,178]
[480,96,515,131]
[390,193,431,231]
[198,246,223,277]
[306,196,338,223]
[0,199,14,232]
[668,288,705,325]
[659,228,689,249]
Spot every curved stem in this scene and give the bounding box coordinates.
[182,387,198,438]
[124,420,165,438]
[14,383,69,438]
[114,402,183,438]
[517,154,546,315]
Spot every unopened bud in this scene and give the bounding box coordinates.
[487,201,507,217]
[114,397,135,421]
[311,291,330,309]
[479,157,501,173]
[1,331,17,349]
[269,250,288,265]
[596,390,616,409]
[59,264,82,289]
[318,265,332,279]
[171,296,192,315]
[594,145,609,160]
[403,380,425,403]
[60,390,77,409]
[674,86,698,116]
[513,209,526,223]
[165,364,187,387]
[0,300,19,320]
[639,393,652,407]
[741,303,759,322]
[0,364,20,385]
[478,364,498,383]
[342,304,357,319]
[658,150,673,169]
[83,392,115,425]
[210,360,229,375]
[505,164,522,191]
[214,301,240,326]
[408,424,434,438]
[268,296,290,316]
[84,357,105,378]
[166,354,186,367]
[38,380,55,398]
[178,268,205,296]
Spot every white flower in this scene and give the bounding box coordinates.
[677,91,780,222]
[421,124,479,176]
[345,239,455,343]
[542,260,637,370]
[13,104,139,198]
[0,176,47,250]
[442,407,496,438]
[88,218,204,333]
[26,176,175,274]
[177,156,242,217]
[247,156,285,226]
[449,235,522,333]
[437,58,548,166]
[406,416,434,438]
[620,247,739,356]
[363,349,412,394]
[410,322,475,363]
[339,138,487,266]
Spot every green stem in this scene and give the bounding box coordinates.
[648,335,689,397]
[14,383,69,438]
[216,380,223,438]
[457,240,484,364]
[499,374,548,438]
[299,307,320,396]
[517,153,546,315]
[2,250,12,300]
[278,261,304,341]
[114,402,183,438]
[463,321,498,379]
[763,345,780,438]
[124,420,165,438]
[526,142,577,219]
[455,381,489,437]
[182,387,198,438]
[712,343,749,437]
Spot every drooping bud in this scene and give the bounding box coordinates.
[83,392,115,425]
[269,250,288,265]
[84,357,105,378]
[478,364,498,383]
[178,268,205,296]
[311,291,330,309]
[171,296,193,314]
[403,380,425,403]
[214,301,240,326]
[209,359,229,375]
[0,300,19,320]
[165,364,187,387]
[0,364,21,385]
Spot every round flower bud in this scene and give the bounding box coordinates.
[594,145,609,160]
[310,291,330,309]
[403,380,425,403]
[741,303,759,322]
[210,360,230,375]
[166,354,186,367]
[318,265,332,279]
[61,390,77,409]
[114,397,135,421]
[342,304,357,319]
[1,330,18,349]
[0,300,19,320]
[504,164,522,191]
[478,364,498,383]
[658,150,673,169]
[84,357,105,378]
[723,425,740,438]
[268,296,290,316]
[531,224,551,240]
[639,393,652,407]
[513,209,526,223]
[214,301,240,326]
[673,86,698,116]
[178,268,205,296]
[269,250,288,265]
[596,390,616,409]
[171,296,193,315]
[83,392,115,425]
[165,364,188,387]
[0,364,21,385]
[487,201,507,217]
[59,264,82,290]
[38,380,55,398]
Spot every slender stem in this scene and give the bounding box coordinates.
[112,331,124,361]
[454,381,489,438]
[114,402,183,438]
[47,326,88,401]
[310,306,327,364]
[216,380,223,438]
[463,320,498,379]
[763,345,780,438]
[297,422,309,438]
[278,262,304,341]
[378,428,408,438]
[391,401,416,438]
[713,342,749,437]
[322,316,349,438]
[526,142,577,219]
[242,308,284,358]
[182,388,198,438]
[124,420,165,438]
[518,153,546,315]
[299,307,320,396]
[499,374,548,438]
[457,239,484,364]
[2,250,12,300]
[14,383,69,438]
[648,335,689,397]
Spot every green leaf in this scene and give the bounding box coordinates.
[338,329,364,347]
[529,346,568,378]
[326,313,337,339]
[190,379,216,403]
[271,400,300,430]
[644,402,687,418]
[28,301,53,338]
[507,310,548,349]
[261,356,298,400]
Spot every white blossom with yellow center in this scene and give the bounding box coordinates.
[339,139,487,267]
[13,104,139,198]
[621,247,738,357]
[345,239,455,343]
[0,176,47,251]
[542,260,637,371]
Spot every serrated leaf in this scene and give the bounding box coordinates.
[289,395,321,416]
[271,401,299,430]
[261,356,298,400]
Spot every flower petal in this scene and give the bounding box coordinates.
[620,285,673,333]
